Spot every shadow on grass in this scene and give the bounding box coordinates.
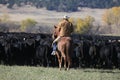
[83,69,120,74]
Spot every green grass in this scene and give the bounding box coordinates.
[0,65,120,80]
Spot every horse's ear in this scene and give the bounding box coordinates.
[54,25,57,28]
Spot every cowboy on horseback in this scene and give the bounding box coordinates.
[51,15,74,55]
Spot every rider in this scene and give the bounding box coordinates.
[51,15,74,55]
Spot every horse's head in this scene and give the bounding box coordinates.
[52,25,60,39]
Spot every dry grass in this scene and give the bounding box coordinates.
[0,5,106,27]
[0,65,120,80]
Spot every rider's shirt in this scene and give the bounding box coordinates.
[57,19,74,37]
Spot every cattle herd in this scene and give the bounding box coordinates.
[0,32,120,69]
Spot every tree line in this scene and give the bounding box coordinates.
[0,0,120,12]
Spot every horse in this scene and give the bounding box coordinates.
[52,25,73,70]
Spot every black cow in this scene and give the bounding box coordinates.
[99,40,115,68]
[10,37,23,65]
[88,40,98,68]
[0,36,6,64]
[113,40,120,69]
[34,34,55,67]
[73,40,84,68]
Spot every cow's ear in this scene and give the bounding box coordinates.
[54,25,57,28]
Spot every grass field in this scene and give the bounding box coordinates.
[0,65,120,80]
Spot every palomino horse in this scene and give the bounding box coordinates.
[52,25,73,70]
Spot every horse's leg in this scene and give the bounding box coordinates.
[66,42,72,70]
[61,52,67,70]
[56,52,62,70]
[60,56,63,70]
[67,56,71,70]
[64,56,67,70]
